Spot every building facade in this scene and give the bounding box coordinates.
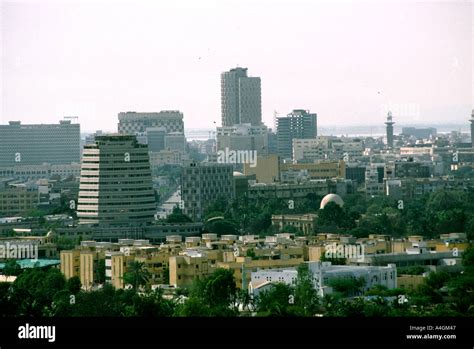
[180,163,234,220]
[249,261,397,297]
[0,120,80,166]
[117,111,184,134]
[216,124,269,155]
[146,127,166,152]
[243,154,280,183]
[221,67,262,126]
[276,110,318,159]
[77,135,156,226]
[0,186,39,217]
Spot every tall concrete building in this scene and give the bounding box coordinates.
[470,109,474,148]
[221,67,261,126]
[146,127,166,152]
[385,111,395,148]
[276,109,317,159]
[164,132,187,153]
[77,135,156,226]
[117,111,184,134]
[0,120,80,166]
[180,163,234,220]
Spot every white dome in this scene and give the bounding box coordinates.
[233,171,244,177]
[320,193,344,209]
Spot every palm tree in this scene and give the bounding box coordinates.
[124,261,151,290]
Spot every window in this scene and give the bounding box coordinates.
[178,264,181,268]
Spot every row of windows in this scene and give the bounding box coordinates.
[79,187,151,192]
[81,173,151,178]
[80,180,152,185]
[78,200,155,206]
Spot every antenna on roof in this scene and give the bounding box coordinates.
[63,116,78,123]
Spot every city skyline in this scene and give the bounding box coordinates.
[1,0,472,132]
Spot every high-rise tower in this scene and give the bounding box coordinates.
[276,109,317,159]
[221,67,262,127]
[385,111,395,148]
[77,134,156,226]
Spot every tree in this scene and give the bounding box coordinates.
[466,216,474,241]
[317,202,345,228]
[327,276,365,297]
[294,264,319,316]
[96,259,106,284]
[462,247,474,269]
[3,259,22,277]
[123,261,150,290]
[166,206,192,223]
[66,276,82,294]
[256,283,294,316]
[0,282,14,316]
[56,235,82,251]
[417,271,451,304]
[178,268,238,316]
[5,229,16,237]
[246,249,256,259]
[205,196,230,217]
[204,218,238,235]
[193,268,237,309]
[129,288,174,317]
[10,268,66,316]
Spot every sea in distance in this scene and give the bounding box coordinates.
[184,124,470,141]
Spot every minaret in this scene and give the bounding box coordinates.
[385,111,395,148]
[470,109,474,148]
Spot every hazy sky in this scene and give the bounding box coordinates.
[1,0,472,132]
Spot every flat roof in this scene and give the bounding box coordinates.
[0,259,60,269]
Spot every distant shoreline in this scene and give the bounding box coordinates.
[81,123,471,141]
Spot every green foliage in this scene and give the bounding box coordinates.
[123,261,151,290]
[462,247,474,268]
[246,249,256,258]
[397,266,426,275]
[96,259,106,284]
[177,268,238,316]
[192,269,236,307]
[204,218,239,235]
[166,206,192,223]
[4,229,16,237]
[3,259,22,276]
[327,276,365,297]
[255,264,320,317]
[256,283,295,317]
[10,268,66,316]
[294,264,319,316]
[66,276,82,294]
[56,235,82,252]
